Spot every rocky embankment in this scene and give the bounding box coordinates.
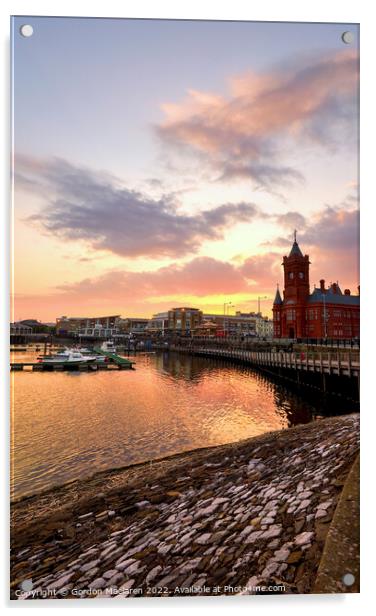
[11,414,359,599]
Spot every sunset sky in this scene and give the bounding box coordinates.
[12,17,359,322]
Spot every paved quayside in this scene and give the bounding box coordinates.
[11,414,359,598]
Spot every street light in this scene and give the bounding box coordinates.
[257,296,268,314]
[223,301,233,337]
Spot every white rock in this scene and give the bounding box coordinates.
[158,543,173,555]
[261,526,282,540]
[300,491,313,499]
[146,565,162,584]
[295,531,314,546]
[242,575,261,594]
[80,559,100,573]
[178,558,202,574]
[195,533,212,545]
[78,512,94,520]
[136,500,150,509]
[123,561,142,575]
[103,569,118,579]
[317,500,332,510]
[115,557,137,570]
[261,561,279,577]
[89,577,106,590]
[240,526,254,537]
[100,543,118,559]
[245,530,263,544]
[119,579,135,591]
[46,573,74,591]
[273,548,290,562]
[297,499,310,510]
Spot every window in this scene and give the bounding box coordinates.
[299,272,304,279]
[289,272,294,279]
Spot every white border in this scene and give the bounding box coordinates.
[1,1,374,613]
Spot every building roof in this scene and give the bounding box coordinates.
[308,288,360,305]
[273,287,283,305]
[288,240,304,258]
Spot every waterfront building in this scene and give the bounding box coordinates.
[235,311,273,338]
[273,235,360,340]
[146,312,169,334]
[118,318,149,335]
[55,315,121,338]
[203,313,257,337]
[10,322,33,336]
[193,321,218,337]
[256,315,274,338]
[168,307,203,335]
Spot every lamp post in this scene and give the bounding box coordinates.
[257,295,268,314]
[223,301,233,337]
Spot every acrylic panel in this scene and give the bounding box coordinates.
[10,16,359,599]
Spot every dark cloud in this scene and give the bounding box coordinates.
[18,155,261,258]
[269,203,359,287]
[299,206,359,252]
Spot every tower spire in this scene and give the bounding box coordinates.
[288,230,303,258]
[273,284,282,305]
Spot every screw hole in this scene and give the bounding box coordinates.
[20,24,34,38]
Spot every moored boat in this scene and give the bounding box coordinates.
[100,340,117,353]
[38,351,97,365]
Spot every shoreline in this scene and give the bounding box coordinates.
[11,414,360,598]
[11,423,321,529]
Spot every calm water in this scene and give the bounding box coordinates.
[11,349,332,500]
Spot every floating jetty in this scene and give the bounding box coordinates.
[93,347,135,368]
[10,350,135,372]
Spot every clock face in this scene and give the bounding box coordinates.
[299,272,304,279]
[289,272,294,279]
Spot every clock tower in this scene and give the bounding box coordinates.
[281,231,310,338]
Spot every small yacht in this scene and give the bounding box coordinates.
[39,350,96,365]
[100,340,117,354]
[76,347,107,363]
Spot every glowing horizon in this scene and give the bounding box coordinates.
[12,18,359,323]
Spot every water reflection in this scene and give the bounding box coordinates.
[10,349,353,500]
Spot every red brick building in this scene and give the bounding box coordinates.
[273,235,359,340]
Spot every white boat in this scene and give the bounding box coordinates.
[76,347,107,363]
[39,351,96,365]
[100,340,117,353]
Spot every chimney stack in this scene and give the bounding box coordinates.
[319,279,325,292]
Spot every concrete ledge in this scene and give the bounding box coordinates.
[314,453,359,593]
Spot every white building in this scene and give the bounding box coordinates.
[146,312,169,334]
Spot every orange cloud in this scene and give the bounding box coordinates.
[13,254,280,321]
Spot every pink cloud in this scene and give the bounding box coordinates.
[13,255,279,321]
[157,49,358,191]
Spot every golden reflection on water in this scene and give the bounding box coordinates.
[10,350,313,499]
